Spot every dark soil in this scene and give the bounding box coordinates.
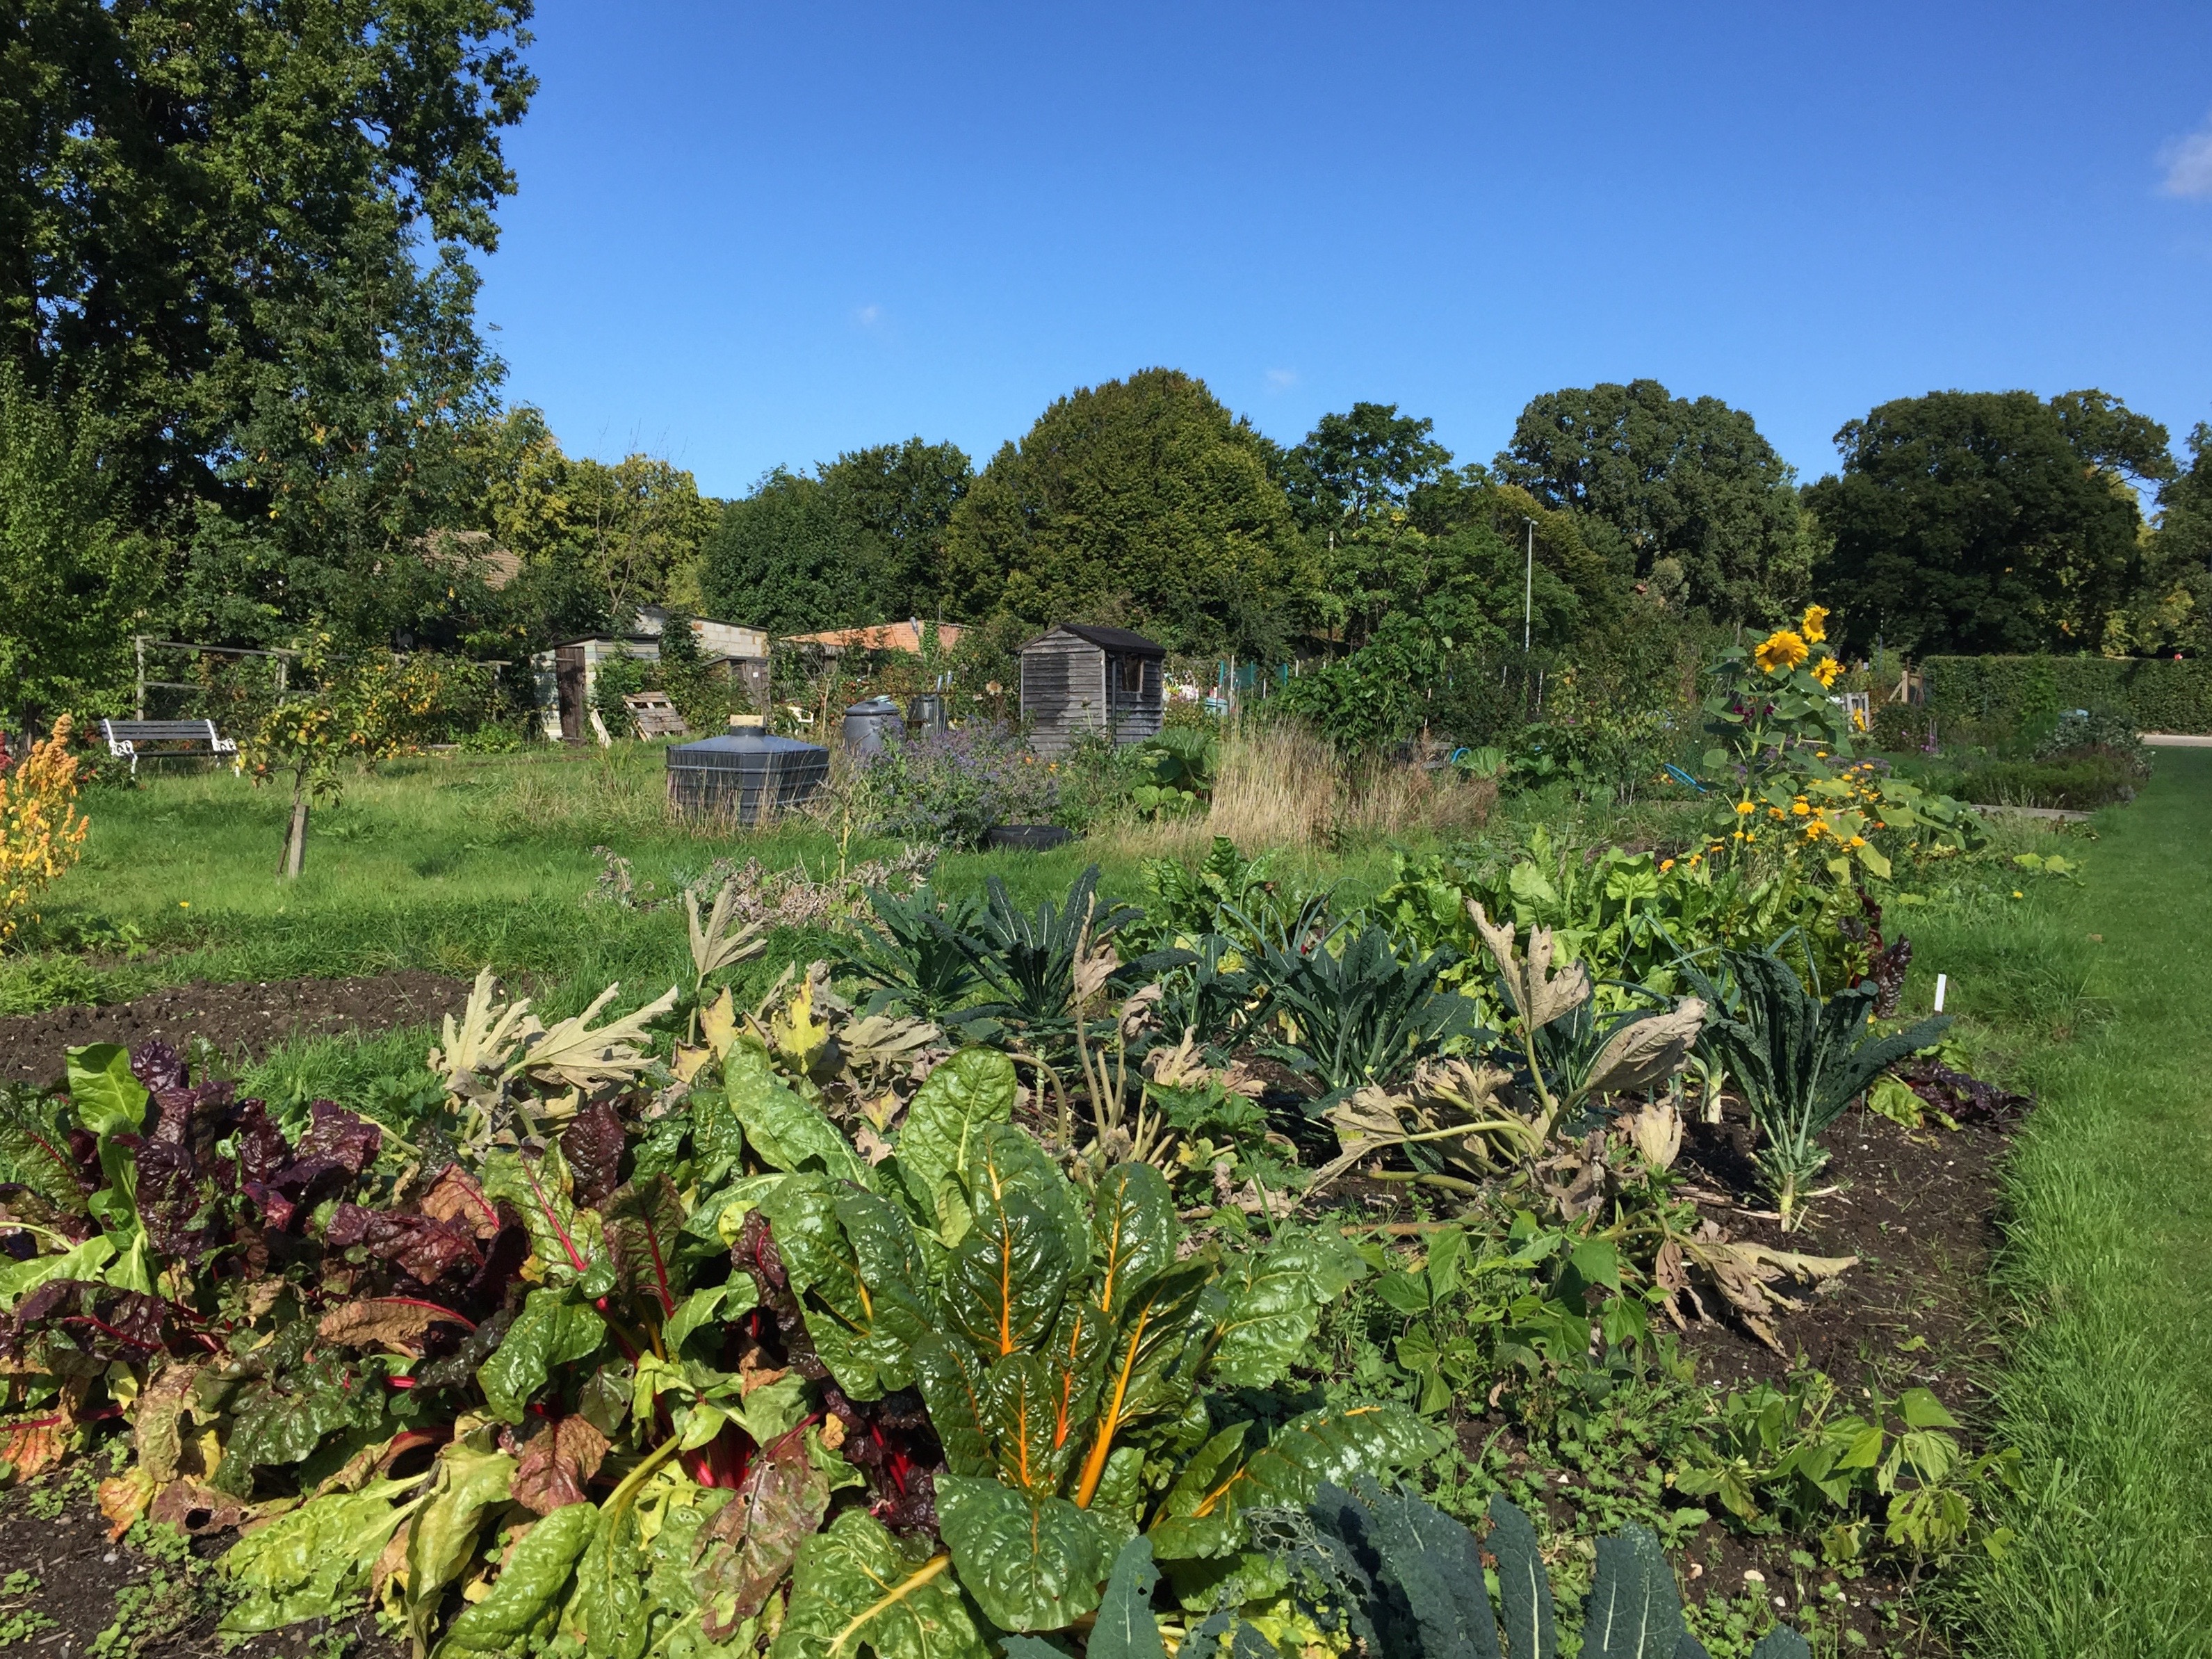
[0,972,470,1085]
[1673,1096,2015,1412]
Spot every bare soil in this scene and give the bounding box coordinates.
[0,972,470,1085]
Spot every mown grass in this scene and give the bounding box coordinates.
[1911,749,2212,1657]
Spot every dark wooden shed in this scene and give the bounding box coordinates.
[1018,624,1167,755]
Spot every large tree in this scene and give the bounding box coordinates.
[1805,389,2165,656]
[1495,379,1816,626]
[1,0,535,656]
[943,369,1306,655]
[699,438,972,636]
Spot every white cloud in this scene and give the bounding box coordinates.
[1264,367,1298,391]
[854,303,883,326]
[2159,114,2212,198]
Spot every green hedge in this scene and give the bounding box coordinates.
[1923,656,2212,737]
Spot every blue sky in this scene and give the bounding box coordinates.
[475,1,2212,500]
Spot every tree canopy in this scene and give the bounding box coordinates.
[1805,389,2165,656]
[700,438,973,637]
[1495,379,1816,626]
[942,369,1306,656]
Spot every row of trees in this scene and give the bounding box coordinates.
[3,3,2207,731]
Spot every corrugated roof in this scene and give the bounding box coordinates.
[1024,624,1166,657]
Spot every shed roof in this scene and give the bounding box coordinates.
[782,621,965,653]
[1024,624,1166,658]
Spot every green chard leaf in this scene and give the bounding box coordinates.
[724,1041,870,1188]
[772,1508,982,1659]
[480,1146,608,1287]
[221,1478,432,1634]
[1087,1163,1176,1320]
[406,1441,519,1658]
[433,1500,599,1659]
[64,1043,146,1137]
[934,1473,1112,1633]
[1207,1229,1368,1389]
[913,1334,993,1478]
[760,1179,932,1399]
[894,1049,1016,1240]
[0,1084,89,1216]
[944,1184,1072,1360]
[479,1287,608,1423]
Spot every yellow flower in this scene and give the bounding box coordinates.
[1753,630,1809,674]
[1811,657,1841,689]
[1791,801,1811,816]
[1848,834,1865,847]
[1801,604,1830,643]
[1659,858,1675,871]
[1734,800,1756,814]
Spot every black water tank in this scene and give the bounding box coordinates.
[666,731,829,823]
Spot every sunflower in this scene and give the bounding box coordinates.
[1810,656,1841,688]
[1753,629,1810,674]
[1800,604,1830,643]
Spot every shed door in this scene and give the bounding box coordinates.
[555,645,587,742]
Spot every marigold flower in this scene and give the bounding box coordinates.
[1848,834,1865,847]
[1734,800,1756,814]
[1659,858,1675,871]
[1801,604,1830,643]
[1791,801,1810,816]
[1753,630,1810,674]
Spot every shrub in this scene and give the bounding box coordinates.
[0,716,88,941]
[1923,654,2212,739]
[850,720,1055,846]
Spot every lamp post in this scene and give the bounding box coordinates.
[1523,518,1536,652]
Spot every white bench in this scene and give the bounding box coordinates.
[99,718,238,777]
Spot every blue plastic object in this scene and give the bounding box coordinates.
[1663,763,1709,794]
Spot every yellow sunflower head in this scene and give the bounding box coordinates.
[1800,604,1830,643]
[1753,630,1810,674]
[1811,656,1841,688]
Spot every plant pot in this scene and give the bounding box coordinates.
[986,824,1074,852]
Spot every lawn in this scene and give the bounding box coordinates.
[1936,747,2212,1658]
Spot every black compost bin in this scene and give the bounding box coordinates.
[666,731,829,823]
[842,697,904,756]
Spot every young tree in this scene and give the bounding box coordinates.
[1805,389,2165,655]
[1496,380,1816,626]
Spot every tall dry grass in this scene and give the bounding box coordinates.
[1200,720,1497,850]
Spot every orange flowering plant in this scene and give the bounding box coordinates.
[0,715,90,941]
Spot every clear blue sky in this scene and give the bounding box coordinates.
[475,1,2212,501]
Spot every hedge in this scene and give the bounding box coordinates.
[1922,655,2212,737]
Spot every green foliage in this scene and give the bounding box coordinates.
[829,883,991,1023]
[1672,1372,2017,1571]
[1686,949,1950,1225]
[1253,921,1482,1098]
[943,369,1308,656]
[1497,379,1819,626]
[1807,389,2164,655]
[1924,652,2212,741]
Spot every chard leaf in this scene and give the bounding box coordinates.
[667,1283,747,1357]
[894,1050,1016,1241]
[480,1147,608,1287]
[1206,1229,1368,1389]
[935,1473,1110,1633]
[912,1334,992,1478]
[1074,1259,1218,1482]
[562,1488,651,1659]
[724,1042,870,1188]
[0,1233,113,1311]
[1087,1164,1176,1320]
[1173,1405,1442,1528]
[433,1500,598,1659]
[692,1428,831,1637]
[771,1508,981,1659]
[760,1179,931,1399]
[479,1287,607,1423]
[0,1084,88,1215]
[944,1185,1071,1360]
[606,1174,689,1318]
[220,1354,378,1495]
[220,1478,431,1634]
[64,1044,146,1137]
[965,1124,1087,1272]
[981,1352,1077,1498]
[406,1441,519,1657]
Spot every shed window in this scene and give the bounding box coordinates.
[1116,656,1144,693]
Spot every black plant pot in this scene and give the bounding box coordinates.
[986,823,1075,852]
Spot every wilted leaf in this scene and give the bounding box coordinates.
[517,983,680,1094]
[405,1441,519,1656]
[318,1297,473,1355]
[430,970,535,1097]
[693,1429,831,1637]
[1468,907,1588,1031]
[512,1417,610,1516]
[1581,1001,1707,1101]
[221,1478,432,1634]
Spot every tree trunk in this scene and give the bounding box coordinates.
[279,772,310,879]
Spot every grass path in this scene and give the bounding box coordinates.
[1953,747,2212,1657]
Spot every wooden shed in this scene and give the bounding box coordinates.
[1018,625,1166,755]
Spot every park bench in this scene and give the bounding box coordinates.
[99,718,238,777]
